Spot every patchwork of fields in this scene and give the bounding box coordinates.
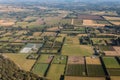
[0,10,120,80]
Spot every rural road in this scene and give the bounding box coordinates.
[71,19,74,25]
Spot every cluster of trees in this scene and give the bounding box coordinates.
[105,25,120,34]
[79,36,91,45]
[0,55,46,80]
[63,24,74,29]
[111,37,120,46]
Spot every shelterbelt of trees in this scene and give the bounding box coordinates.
[0,55,46,80]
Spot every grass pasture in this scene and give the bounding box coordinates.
[62,37,93,56]
[65,64,86,76]
[37,54,54,64]
[3,53,36,71]
[46,64,65,80]
[62,44,93,56]
[32,63,49,76]
[102,57,120,68]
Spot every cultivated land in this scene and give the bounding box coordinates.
[62,44,93,56]
[102,57,120,68]
[62,37,94,56]
[103,16,120,25]
[46,64,65,80]
[32,63,49,76]
[86,57,101,65]
[65,76,106,80]
[3,53,36,71]
[37,54,53,64]
[68,56,84,64]
[110,76,120,80]
[83,20,105,26]
[65,64,86,76]
[0,2,120,80]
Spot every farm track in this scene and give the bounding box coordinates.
[71,19,74,25]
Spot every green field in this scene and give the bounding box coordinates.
[46,64,65,80]
[37,54,53,64]
[62,44,93,56]
[52,55,67,64]
[32,63,49,76]
[65,64,86,76]
[3,53,36,71]
[87,65,105,77]
[62,37,94,56]
[102,57,120,68]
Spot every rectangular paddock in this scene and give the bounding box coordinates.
[68,56,85,64]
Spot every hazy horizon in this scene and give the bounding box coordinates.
[0,0,120,3]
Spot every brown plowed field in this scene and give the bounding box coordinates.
[68,56,84,64]
[78,15,104,20]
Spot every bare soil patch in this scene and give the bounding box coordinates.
[68,56,84,64]
[78,15,104,20]
[104,51,120,56]
[83,19,105,27]
[113,46,120,54]
[0,20,15,26]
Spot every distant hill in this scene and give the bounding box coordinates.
[0,55,46,80]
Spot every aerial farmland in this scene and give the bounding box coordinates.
[0,0,120,80]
